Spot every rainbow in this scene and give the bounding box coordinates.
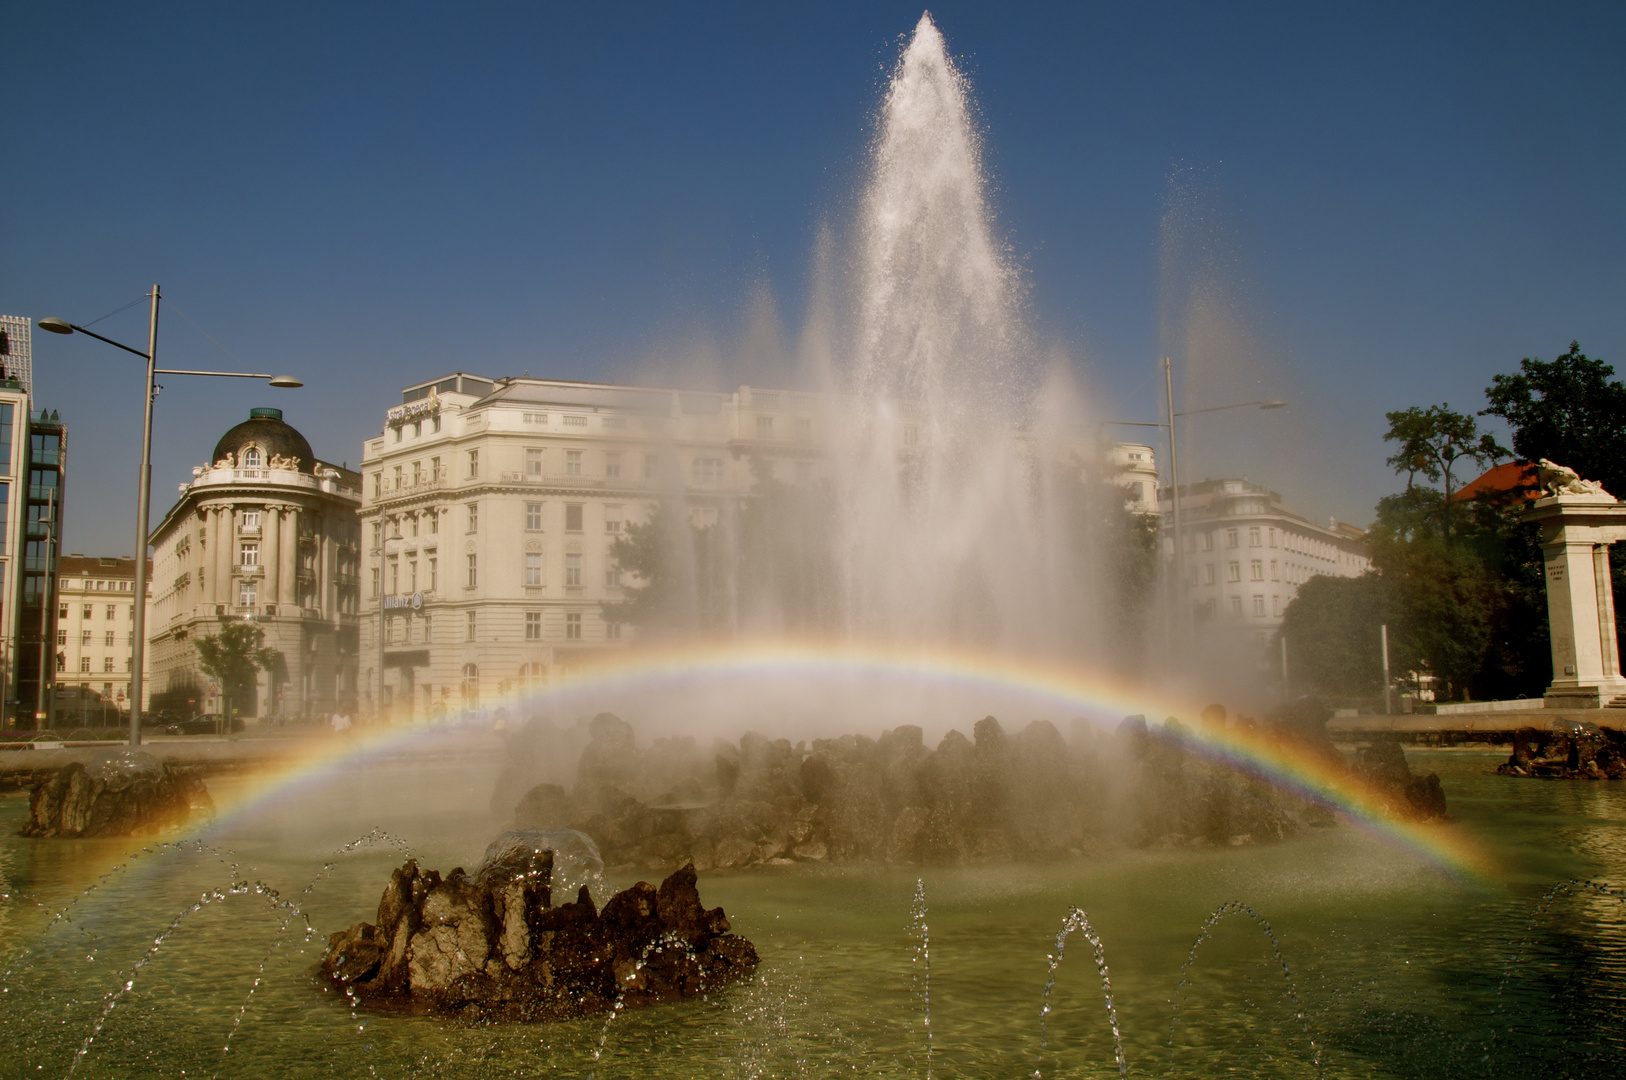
[179,639,1489,883]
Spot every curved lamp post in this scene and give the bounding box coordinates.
[39,285,302,746]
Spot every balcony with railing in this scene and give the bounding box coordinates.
[374,468,448,503]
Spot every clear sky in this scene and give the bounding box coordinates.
[3,1,1621,556]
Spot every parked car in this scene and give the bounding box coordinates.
[163,714,244,736]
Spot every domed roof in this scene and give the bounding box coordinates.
[211,408,315,474]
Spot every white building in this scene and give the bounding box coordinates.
[1161,478,1371,650]
[148,408,364,721]
[54,555,150,714]
[359,373,1159,722]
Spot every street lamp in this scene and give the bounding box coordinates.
[1104,357,1287,657]
[39,285,302,747]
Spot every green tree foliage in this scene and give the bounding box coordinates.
[1381,404,1506,539]
[1482,341,1626,494]
[1278,573,1386,697]
[194,621,280,717]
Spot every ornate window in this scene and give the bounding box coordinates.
[243,447,261,469]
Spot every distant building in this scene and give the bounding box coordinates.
[0,315,34,397]
[1160,478,1372,651]
[358,373,1158,722]
[147,408,363,721]
[53,555,150,715]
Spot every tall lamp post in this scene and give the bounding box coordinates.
[1106,357,1286,656]
[39,286,302,747]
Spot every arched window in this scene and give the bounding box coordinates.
[460,663,479,708]
[517,662,546,690]
[243,447,262,469]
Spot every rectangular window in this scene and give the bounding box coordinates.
[1200,532,1213,552]
[1230,596,1243,617]
[691,458,722,484]
[81,630,90,646]
[373,473,381,497]
[605,452,621,478]
[79,656,90,673]
[430,456,441,481]
[372,521,382,549]
[526,503,543,530]
[525,612,541,640]
[412,420,421,438]
[604,508,621,533]
[393,427,402,443]
[428,558,437,591]
[757,415,774,439]
[242,510,260,531]
[371,567,379,597]
[1249,527,1261,547]
[1269,528,1277,548]
[563,553,582,586]
[409,560,418,592]
[1272,596,1282,616]
[468,503,478,533]
[0,403,11,476]
[566,450,582,476]
[393,465,402,488]
[56,629,65,646]
[104,657,114,673]
[526,448,543,476]
[105,604,116,619]
[1203,564,1215,585]
[240,543,258,567]
[239,581,257,607]
[1270,560,1279,581]
[1228,561,1241,583]
[1251,560,1264,581]
[389,560,398,593]
[104,631,114,647]
[525,553,542,586]
[1226,529,1238,548]
[565,504,583,532]
[644,454,656,479]
[1252,595,1266,617]
[467,449,479,478]
[467,610,476,641]
[605,563,619,588]
[466,554,477,587]
[432,416,441,433]
[412,461,423,486]
[566,612,582,639]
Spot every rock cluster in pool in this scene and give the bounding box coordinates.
[19,750,213,838]
[1497,721,1626,779]
[492,705,1448,872]
[318,830,757,1020]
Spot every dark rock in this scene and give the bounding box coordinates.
[19,751,212,838]
[1353,738,1448,821]
[319,839,755,1021]
[1497,721,1625,780]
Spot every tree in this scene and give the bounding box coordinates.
[1482,341,1626,495]
[1381,404,1506,539]
[1278,573,1387,697]
[195,621,280,719]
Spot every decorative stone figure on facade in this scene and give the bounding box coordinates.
[1537,458,1613,499]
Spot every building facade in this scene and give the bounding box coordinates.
[53,555,150,717]
[147,408,363,721]
[1161,478,1371,650]
[358,373,1160,722]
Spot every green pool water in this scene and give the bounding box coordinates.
[1,745,1623,1078]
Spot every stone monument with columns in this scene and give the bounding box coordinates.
[1525,460,1626,710]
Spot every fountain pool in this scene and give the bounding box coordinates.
[2,743,1623,1078]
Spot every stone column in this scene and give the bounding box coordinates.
[1528,494,1626,709]
[215,505,234,610]
[280,506,299,609]
[262,505,280,613]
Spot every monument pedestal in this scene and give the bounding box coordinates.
[1526,494,1626,710]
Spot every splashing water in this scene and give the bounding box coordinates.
[910,878,932,1078]
[1034,906,1126,1079]
[1168,900,1320,1078]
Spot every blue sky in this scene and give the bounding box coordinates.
[3,1,1621,554]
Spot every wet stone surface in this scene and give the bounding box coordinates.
[317,847,757,1021]
[18,750,213,838]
